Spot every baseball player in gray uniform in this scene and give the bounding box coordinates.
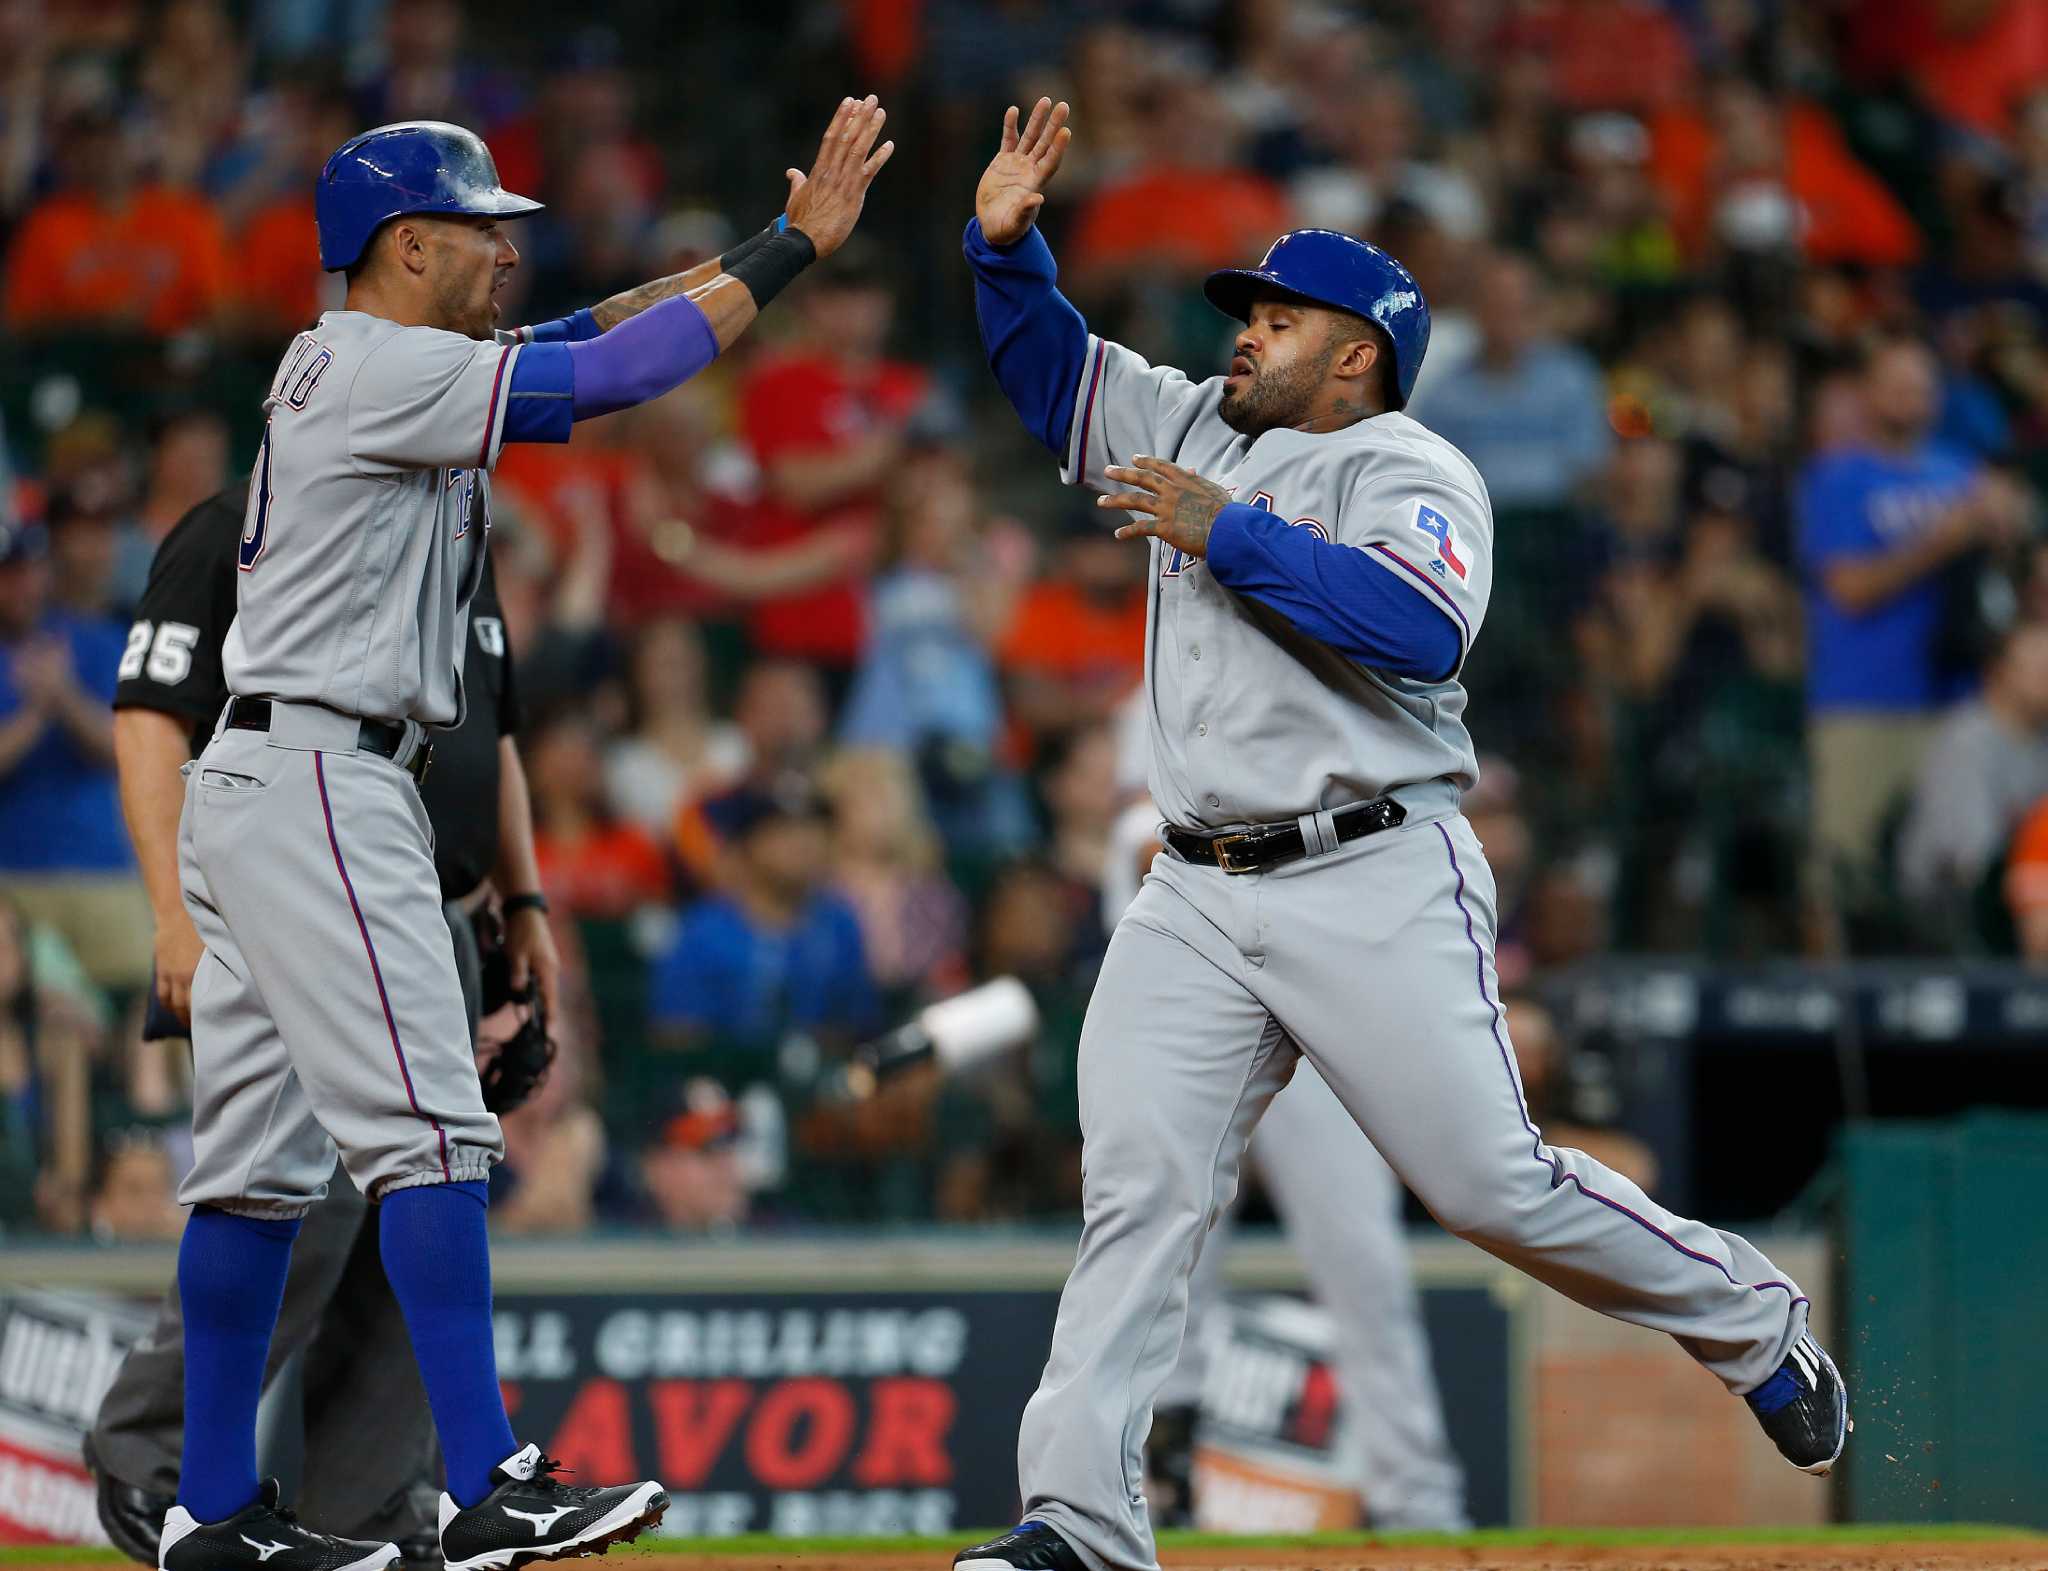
[157,104,892,1571]
[955,99,1849,1571]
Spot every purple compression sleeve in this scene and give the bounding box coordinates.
[566,294,719,419]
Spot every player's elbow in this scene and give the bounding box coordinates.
[1397,616,1462,684]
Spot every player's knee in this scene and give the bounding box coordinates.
[1418,1178,1529,1245]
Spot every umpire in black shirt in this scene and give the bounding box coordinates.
[87,481,557,1563]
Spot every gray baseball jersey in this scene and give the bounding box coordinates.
[179,308,526,1216]
[223,311,520,727]
[1063,335,1492,828]
[1003,328,1814,1571]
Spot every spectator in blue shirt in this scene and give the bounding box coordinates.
[0,518,151,992]
[1797,336,2034,885]
[838,446,1035,857]
[648,774,881,1074]
[1406,252,1612,513]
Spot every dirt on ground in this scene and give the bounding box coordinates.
[619,1546,2045,1571]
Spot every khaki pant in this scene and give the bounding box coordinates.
[4,873,154,991]
[1808,711,1940,878]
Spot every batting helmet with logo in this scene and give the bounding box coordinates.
[315,121,543,272]
[1204,230,1432,409]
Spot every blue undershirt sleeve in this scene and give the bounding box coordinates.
[501,342,574,445]
[963,217,1088,457]
[517,307,602,344]
[1206,503,1463,681]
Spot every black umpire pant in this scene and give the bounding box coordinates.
[89,900,485,1541]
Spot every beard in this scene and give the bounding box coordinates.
[431,269,498,341]
[1217,343,1335,436]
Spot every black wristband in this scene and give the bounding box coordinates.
[728,228,817,311]
[719,221,778,272]
[502,892,550,918]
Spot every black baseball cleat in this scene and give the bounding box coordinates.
[954,1521,1090,1571]
[158,1479,399,1571]
[1143,1404,1198,1530]
[82,1438,171,1566]
[437,1446,667,1571]
[1744,1333,1851,1474]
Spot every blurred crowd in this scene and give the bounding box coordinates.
[4,0,2048,1239]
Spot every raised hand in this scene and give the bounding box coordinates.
[976,97,1071,247]
[785,94,896,258]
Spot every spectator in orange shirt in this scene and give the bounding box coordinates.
[999,513,1148,750]
[527,704,674,922]
[1646,80,1920,268]
[3,109,230,338]
[737,240,931,677]
[1069,76,1293,289]
[2004,791,2048,964]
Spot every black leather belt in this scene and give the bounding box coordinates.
[225,697,433,785]
[1164,795,1407,874]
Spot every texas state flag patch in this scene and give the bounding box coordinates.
[1412,503,1468,580]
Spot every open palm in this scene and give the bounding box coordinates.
[976,97,1072,247]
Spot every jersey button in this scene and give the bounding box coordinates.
[1190,644,1202,660]
[1197,723,1208,737]
[1206,794,1221,808]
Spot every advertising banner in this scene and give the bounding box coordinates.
[492,1291,1061,1537]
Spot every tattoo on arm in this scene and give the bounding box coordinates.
[1173,479,1227,552]
[589,259,726,331]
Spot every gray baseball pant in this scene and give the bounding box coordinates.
[1019,812,1808,1571]
[1162,1068,1468,1531]
[90,901,483,1542]
[177,709,500,1216]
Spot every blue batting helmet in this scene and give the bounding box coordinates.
[1204,230,1432,409]
[315,121,542,272]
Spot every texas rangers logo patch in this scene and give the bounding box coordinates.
[1412,503,1468,580]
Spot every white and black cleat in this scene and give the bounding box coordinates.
[438,1445,666,1571]
[1744,1332,1851,1475]
[954,1521,1090,1571]
[159,1479,398,1571]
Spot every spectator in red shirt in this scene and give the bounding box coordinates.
[1493,0,1696,117]
[604,385,874,627]
[737,239,930,676]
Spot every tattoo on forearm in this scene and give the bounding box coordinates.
[590,260,723,330]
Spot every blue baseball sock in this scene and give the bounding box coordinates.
[379,1180,519,1509]
[176,1206,301,1523]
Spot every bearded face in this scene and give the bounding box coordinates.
[1218,334,1339,436]
[1216,296,1374,436]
